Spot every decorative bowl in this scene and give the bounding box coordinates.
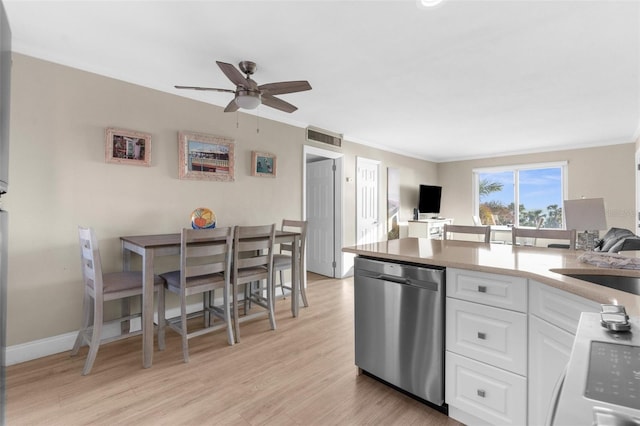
[191,207,216,229]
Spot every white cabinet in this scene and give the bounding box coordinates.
[528,315,574,426]
[407,218,452,239]
[446,268,527,425]
[447,298,527,375]
[529,279,600,334]
[447,268,527,312]
[446,352,527,426]
[446,270,603,426]
[527,280,600,425]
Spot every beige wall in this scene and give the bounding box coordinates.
[7,53,636,348]
[5,54,438,345]
[340,143,438,249]
[437,144,636,230]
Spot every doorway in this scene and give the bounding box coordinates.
[303,145,343,278]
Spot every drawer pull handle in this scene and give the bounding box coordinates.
[477,332,486,340]
[477,285,487,293]
[477,389,486,398]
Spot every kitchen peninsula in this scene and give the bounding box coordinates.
[343,238,640,426]
[343,238,640,315]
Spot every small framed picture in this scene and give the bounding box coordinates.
[178,131,235,181]
[251,151,277,178]
[105,128,151,166]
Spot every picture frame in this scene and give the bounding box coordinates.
[251,151,277,178]
[178,131,235,181]
[105,127,152,166]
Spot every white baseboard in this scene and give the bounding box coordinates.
[5,301,197,366]
[5,282,294,366]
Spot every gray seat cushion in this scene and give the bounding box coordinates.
[100,271,164,294]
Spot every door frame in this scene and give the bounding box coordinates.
[303,145,344,278]
[356,156,381,245]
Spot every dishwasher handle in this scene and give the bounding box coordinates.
[364,273,440,291]
[374,273,410,285]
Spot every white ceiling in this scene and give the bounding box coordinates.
[4,0,640,162]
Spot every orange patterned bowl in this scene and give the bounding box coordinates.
[191,208,216,229]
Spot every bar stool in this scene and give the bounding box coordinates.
[273,219,308,308]
[71,226,165,375]
[158,226,235,363]
[231,224,276,342]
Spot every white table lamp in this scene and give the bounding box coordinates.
[564,198,607,250]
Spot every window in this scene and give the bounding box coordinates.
[473,162,567,228]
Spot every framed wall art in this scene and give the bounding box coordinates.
[105,127,152,166]
[178,131,235,181]
[251,151,277,178]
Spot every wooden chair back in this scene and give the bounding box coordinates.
[78,226,104,299]
[233,224,276,285]
[179,226,233,290]
[443,224,491,243]
[511,227,576,249]
[280,219,307,259]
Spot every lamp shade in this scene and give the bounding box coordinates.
[564,198,607,231]
[235,91,261,110]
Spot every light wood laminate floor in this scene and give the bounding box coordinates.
[7,273,460,425]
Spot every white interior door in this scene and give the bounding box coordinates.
[356,157,380,245]
[306,158,335,277]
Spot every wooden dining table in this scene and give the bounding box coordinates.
[120,229,303,368]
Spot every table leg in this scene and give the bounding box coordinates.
[291,235,300,317]
[142,250,154,368]
[121,242,132,334]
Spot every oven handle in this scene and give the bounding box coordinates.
[545,364,568,426]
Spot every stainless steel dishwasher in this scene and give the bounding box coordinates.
[354,256,445,408]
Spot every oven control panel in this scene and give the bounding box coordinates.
[585,341,640,410]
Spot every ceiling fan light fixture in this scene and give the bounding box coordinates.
[235,90,261,109]
[418,0,445,8]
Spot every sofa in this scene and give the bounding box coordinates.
[594,227,640,253]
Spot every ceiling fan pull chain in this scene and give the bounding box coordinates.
[256,109,260,134]
[236,111,239,129]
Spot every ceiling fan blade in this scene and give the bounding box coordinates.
[261,94,297,113]
[223,98,239,113]
[258,81,312,96]
[216,61,250,88]
[174,85,235,93]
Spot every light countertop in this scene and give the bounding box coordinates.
[342,238,640,316]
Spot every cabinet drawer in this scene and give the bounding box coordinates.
[446,351,527,426]
[447,268,527,312]
[529,280,600,334]
[446,297,527,375]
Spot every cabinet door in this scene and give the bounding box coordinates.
[447,297,527,375]
[528,315,574,426]
[529,280,600,334]
[408,221,427,238]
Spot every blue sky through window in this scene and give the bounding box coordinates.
[480,168,561,211]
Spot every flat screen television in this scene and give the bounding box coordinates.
[418,185,442,215]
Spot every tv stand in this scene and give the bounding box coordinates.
[408,218,453,239]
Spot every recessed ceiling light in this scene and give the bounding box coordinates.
[418,0,445,8]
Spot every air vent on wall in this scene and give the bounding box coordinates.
[306,126,342,147]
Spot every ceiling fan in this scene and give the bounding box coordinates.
[175,60,312,113]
